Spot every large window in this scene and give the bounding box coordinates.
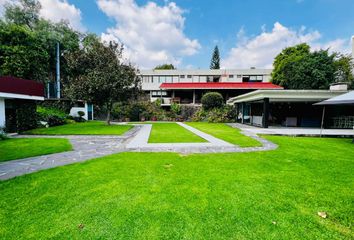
[153,76,159,83]
[242,75,263,82]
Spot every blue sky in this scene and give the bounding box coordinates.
[1,0,353,69]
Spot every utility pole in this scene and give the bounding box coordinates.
[56,42,61,99]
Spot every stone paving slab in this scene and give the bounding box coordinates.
[0,123,278,181]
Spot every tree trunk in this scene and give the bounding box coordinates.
[106,110,111,125]
[106,101,112,125]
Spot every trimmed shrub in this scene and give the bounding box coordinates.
[37,106,68,127]
[201,92,224,110]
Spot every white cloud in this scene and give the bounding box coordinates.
[222,22,350,69]
[0,0,85,31]
[39,0,85,31]
[97,0,201,69]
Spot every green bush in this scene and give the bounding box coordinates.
[192,105,236,123]
[180,105,200,121]
[37,106,68,127]
[0,127,7,140]
[170,103,181,117]
[201,92,224,110]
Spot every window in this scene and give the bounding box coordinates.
[199,76,207,82]
[242,75,250,82]
[187,75,192,78]
[250,76,257,81]
[159,76,166,83]
[151,91,167,97]
[237,75,242,78]
[153,76,159,83]
[166,76,172,83]
[229,75,234,78]
[180,75,185,78]
[256,75,263,81]
[173,76,179,82]
[193,75,199,82]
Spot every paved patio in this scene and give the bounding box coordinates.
[0,123,278,180]
[229,123,354,137]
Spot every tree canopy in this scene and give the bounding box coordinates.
[64,36,140,124]
[154,64,176,70]
[210,45,220,69]
[271,43,354,89]
[0,0,80,84]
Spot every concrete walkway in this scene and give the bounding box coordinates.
[0,126,141,180]
[229,123,354,137]
[0,123,278,180]
[126,122,277,153]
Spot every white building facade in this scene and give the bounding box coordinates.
[140,68,282,105]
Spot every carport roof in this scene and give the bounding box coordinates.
[227,89,347,105]
[314,91,354,105]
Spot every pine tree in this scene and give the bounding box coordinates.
[210,45,220,69]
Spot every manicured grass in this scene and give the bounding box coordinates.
[0,136,353,239]
[25,121,133,135]
[148,123,207,143]
[0,138,72,162]
[187,122,262,147]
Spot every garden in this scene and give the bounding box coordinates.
[0,136,353,239]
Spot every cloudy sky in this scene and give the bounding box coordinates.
[1,0,353,69]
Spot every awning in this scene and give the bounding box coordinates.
[160,82,283,90]
[227,89,347,105]
[314,91,354,105]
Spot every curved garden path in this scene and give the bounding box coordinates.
[0,123,277,180]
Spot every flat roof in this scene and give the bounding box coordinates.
[160,82,283,90]
[227,89,347,104]
[0,76,44,99]
[140,68,272,76]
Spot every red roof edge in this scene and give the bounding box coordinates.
[159,82,283,89]
[0,76,44,97]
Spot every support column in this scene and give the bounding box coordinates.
[262,98,269,128]
[193,90,196,104]
[241,102,245,124]
[0,98,5,129]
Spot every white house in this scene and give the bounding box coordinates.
[140,68,282,105]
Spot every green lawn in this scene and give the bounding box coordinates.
[187,122,262,147]
[25,121,133,135]
[0,138,72,162]
[0,136,353,239]
[148,123,207,143]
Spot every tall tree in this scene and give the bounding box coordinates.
[0,0,80,85]
[271,43,337,89]
[64,36,140,124]
[4,0,41,29]
[154,64,175,70]
[0,22,50,82]
[333,53,354,88]
[210,45,220,69]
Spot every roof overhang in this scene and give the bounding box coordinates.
[227,90,348,105]
[0,76,44,98]
[160,82,283,90]
[0,92,44,101]
[314,91,354,105]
